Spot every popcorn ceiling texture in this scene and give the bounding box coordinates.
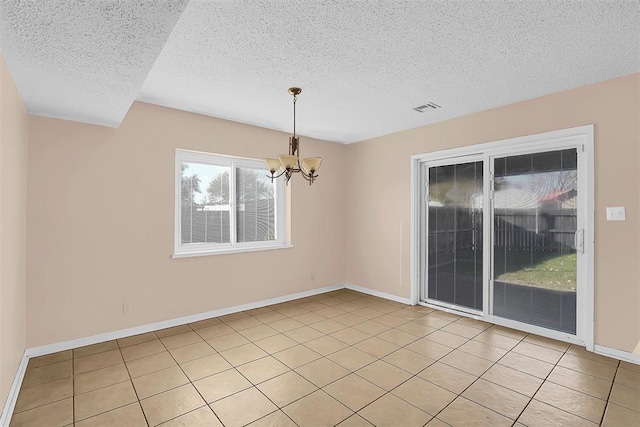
[1,1,639,141]
[0,0,189,127]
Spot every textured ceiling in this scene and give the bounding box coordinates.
[0,0,189,127]
[1,1,639,142]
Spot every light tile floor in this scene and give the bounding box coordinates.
[9,289,640,426]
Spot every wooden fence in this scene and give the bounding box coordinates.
[494,208,576,251]
[428,206,576,255]
[181,200,275,244]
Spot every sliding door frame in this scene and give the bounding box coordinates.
[410,125,594,350]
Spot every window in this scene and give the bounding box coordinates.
[174,150,287,257]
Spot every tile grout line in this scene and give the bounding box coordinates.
[10,356,74,416]
[510,341,616,425]
[71,348,75,426]
[510,334,571,425]
[360,316,483,421]
[70,342,148,425]
[210,345,298,426]
[227,303,373,426]
[316,310,463,423]
[598,360,621,426]
[116,333,152,427]
[544,349,617,425]
[154,323,229,427]
[148,302,465,424]
[225,295,384,426]
[326,311,456,423]
[61,320,540,426]
[225,294,405,425]
[423,327,530,425]
[231,304,376,425]
[168,311,356,426]
[140,338,208,419]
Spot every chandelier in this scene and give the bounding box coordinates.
[264,87,322,185]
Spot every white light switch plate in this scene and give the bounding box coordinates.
[606,207,626,221]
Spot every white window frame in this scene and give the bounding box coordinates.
[174,149,289,258]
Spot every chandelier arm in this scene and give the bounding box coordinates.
[266,170,287,182]
[299,170,319,180]
[299,173,311,185]
[299,170,318,185]
[285,168,293,183]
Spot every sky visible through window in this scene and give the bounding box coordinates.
[182,162,226,205]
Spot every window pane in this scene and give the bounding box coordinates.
[236,166,276,242]
[181,161,230,244]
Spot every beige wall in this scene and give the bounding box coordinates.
[345,73,640,352]
[26,102,346,347]
[23,73,640,355]
[0,56,28,408]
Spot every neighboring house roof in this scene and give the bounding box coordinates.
[493,188,577,209]
[539,189,577,202]
[493,188,540,209]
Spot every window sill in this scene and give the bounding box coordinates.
[172,244,293,259]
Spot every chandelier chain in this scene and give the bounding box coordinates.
[293,94,297,138]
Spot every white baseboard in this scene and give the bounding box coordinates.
[0,351,28,427]
[594,344,640,365]
[26,282,413,358]
[3,281,412,426]
[344,283,413,305]
[26,283,343,358]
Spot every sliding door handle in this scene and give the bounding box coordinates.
[574,229,584,254]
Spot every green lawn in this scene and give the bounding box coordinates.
[494,250,576,291]
[431,249,577,292]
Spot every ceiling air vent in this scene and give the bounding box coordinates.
[413,102,441,113]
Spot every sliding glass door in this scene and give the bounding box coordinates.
[416,127,592,345]
[423,160,484,313]
[492,149,578,334]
